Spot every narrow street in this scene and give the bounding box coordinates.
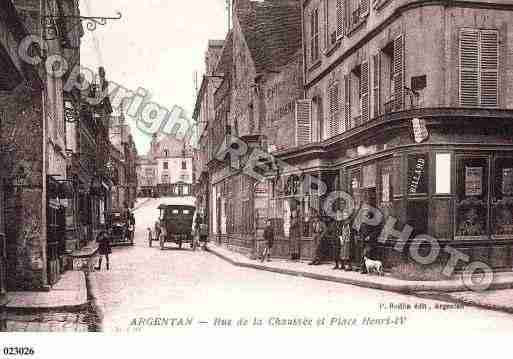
[89,198,513,333]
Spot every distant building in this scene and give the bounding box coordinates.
[136,134,193,198]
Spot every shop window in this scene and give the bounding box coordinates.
[407,154,429,195]
[455,157,488,238]
[435,153,452,194]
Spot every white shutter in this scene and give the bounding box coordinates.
[336,0,344,38]
[360,61,370,123]
[372,52,381,118]
[393,34,404,111]
[329,83,340,137]
[480,30,498,107]
[459,29,479,107]
[295,100,312,146]
[344,74,351,130]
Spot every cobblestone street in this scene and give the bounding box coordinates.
[86,199,513,333]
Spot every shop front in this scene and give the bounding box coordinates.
[267,172,330,260]
[340,143,513,271]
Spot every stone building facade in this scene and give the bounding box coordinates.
[193,39,224,228]
[109,109,138,211]
[203,0,303,256]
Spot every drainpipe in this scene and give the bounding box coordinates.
[40,0,49,289]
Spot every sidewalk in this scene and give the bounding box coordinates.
[4,271,87,311]
[207,243,513,294]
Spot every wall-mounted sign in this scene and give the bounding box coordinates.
[408,155,428,194]
[465,167,483,196]
[411,118,429,143]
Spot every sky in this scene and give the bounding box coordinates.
[79,0,229,155]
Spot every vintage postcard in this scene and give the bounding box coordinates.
[1,0,513,355]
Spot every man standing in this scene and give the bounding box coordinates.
[261,219,274,262]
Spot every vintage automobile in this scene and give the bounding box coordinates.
[109,211,133,246]
[157,204,195,250]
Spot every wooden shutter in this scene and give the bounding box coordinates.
[344,74,351,130]
[336,0,344,38]
[459,29,479,107]
[329,83,340,137]
[360,0,370,17]
[372,52,381,118]
[480,30,498,107]
[295,100,312,146]
[360,61,370,123]
[393,34,404,111]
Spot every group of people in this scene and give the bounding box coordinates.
[260,207,382,274]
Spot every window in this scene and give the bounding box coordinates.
[455,156,488,238]
[380,36,404,113]
[310,8,319,63]
[435,153,452,194]
[162,175,169,183]
[163,162,168,169]
[459,29,499,107]
[348,0,370,29]
[164,149,169,157]
[350,65,362,127]
[181,161,187,170]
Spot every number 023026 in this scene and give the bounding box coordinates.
[3,347,35,356]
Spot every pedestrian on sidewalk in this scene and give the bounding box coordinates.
[96,231,112,270]
[328,209,351,270]
[289,209,301,261]
[308,211,328,265]
[147,227,153,247]
[154,221,161,242]
[199,216,209,250]
[261,219,274,262]
[357,207,383,274]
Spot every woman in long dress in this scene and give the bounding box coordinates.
[289,210,301,261]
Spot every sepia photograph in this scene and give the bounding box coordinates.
[1,0,513,354]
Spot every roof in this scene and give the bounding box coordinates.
[236,0,301,73]
[214,30,234,76]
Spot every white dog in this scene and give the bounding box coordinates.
[364,256,384,276]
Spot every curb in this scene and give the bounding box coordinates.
[206,246,513,294]
[85,273,104,332]
[3,273,89,312]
